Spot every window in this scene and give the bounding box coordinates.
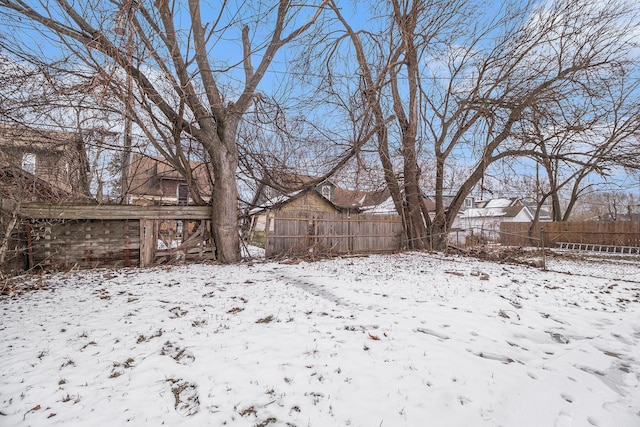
[22,153,36,174]
[321,185,331,201]
[177,183,189,205]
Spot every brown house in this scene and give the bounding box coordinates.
[0,124,95,276]
[0,165,85,204]
[0,124,91,200]
[268,188,341,214]
[251,172,395,214]
[246,187,340,242]
[126,154,213,206]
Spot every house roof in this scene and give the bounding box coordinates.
[0,124,81,154]
[250,187,341,214]
[127,154,212,198]
[0,164,94,204]
[483,198,516,208]
[254,171,396,213]
[462,205,531,218]
[333,187,391,210]
[521,200,552,220]
[261,172,330,193]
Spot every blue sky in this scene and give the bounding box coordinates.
[1,0,639,203]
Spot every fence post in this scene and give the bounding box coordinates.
[348,214,353,254]
[540,227,547,271]
[140,219,155,267]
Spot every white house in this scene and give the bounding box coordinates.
[455,198,551,243]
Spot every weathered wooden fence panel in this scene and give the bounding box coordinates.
[266,212,403,257]
[15,203,215,270]
[500,221,640,248]
[30,219,141,269]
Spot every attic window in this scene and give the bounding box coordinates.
[464,198,473,208]
[22,153,36,174]
[321,185,331,200]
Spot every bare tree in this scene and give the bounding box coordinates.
[578,191,639,221]
[514,69,640,223]
[0,0,329,262]
[321,0,639,248]
[0,52,131,202]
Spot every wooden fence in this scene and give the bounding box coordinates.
[265,212,404,257]
[500,221,640,248]
[17,203,215,270]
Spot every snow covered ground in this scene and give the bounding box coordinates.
[1,251,639,426]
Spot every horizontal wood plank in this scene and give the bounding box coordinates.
[19,203,213,220]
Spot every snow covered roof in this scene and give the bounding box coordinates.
[248,189,309,213]
[483,198,516,208]
[360,196,397,214]
[461,204,526,219]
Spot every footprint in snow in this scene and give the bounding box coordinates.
[161,341,195,365]
[610,332,633,345]
[169,306,188,318]
[472,351,514,364]
[416,327,449,340]
[168,379,199,416]
[548,332,570,344]
[554,411,573,427]
[560,393,573,403]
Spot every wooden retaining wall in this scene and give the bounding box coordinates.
[18,203,214,270]
[265,212,404,257]
[500,221,640,248]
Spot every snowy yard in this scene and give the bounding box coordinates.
[1,251,640,426]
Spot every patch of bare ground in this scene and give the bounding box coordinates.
[449,245,547,267]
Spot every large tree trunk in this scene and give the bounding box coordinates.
[210,144,240,263]
[403,144,428,249]
[208,120,240,263]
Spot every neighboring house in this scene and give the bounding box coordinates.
[126,154,213,206]
[246,173,396,241]
[252,173,337,208]
[0,164,86,205]
[456,198,551,242]
[423,194,476,215]
[333,187,395,214]
[0,160,95,277]
[251,172,396,214]
[246,187,341,240]
[261,187,341,215]
[0,124,91,198]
